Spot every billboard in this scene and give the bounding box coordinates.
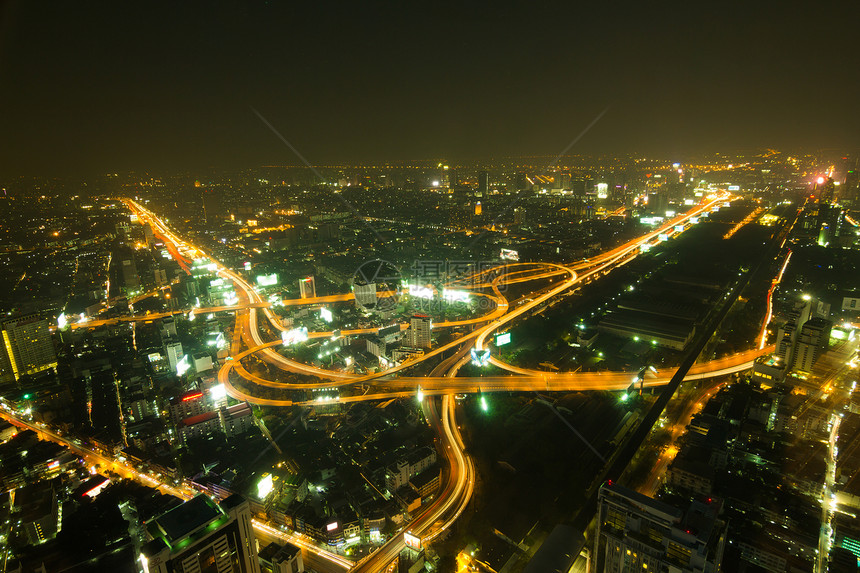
[658,233,669,242]
[597,183,608,199]
[443,289,470,303]
[408,285,434,299]
[471,348,491,367]
[500,248,520,261]
[728,185,740,191]
[404,531,421,551]
[674,225,685,233]
[282,327,309,346]
[495,332,512,346]
[320,308,333,323]
[256,273,278,287]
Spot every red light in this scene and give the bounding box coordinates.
[607,479,613,486]
[182,391,203,402]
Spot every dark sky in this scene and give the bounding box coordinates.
[1,1,859,176]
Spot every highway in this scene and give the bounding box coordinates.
[122,194,759,570]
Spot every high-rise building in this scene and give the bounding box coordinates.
[258,541,304,573]
[1,314,57,382]
[202,190,223,224]
[122,258,140,291]
[792,317,833,372]
[140,494,260,573]
[165,340,184,373]
[477,170,489,197]
[354,283,377,309]
[594,483,726,573]
[299,276,316,299]
[144,223,155,247]
[154,268,168,287]
[409,315,432,349]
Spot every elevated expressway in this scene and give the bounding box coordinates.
[126,194,771,571]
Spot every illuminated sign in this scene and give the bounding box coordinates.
[471,348,491,367]
[443,289,471,303]
[404,531,421,551]
[48,460,60,470]
[639,216,664,225]
[257,474,274,499]
[728,185,740,191]
[57,313,68,330]
[182,391,203,402]
[256,273,278,287]
[665,210,676,217]
[640,243,652,252]
[320,308,333,323]
[408,285,434,299]
[674,225,685,233]
[244,261,252,271]
[658,233,669,242]
[209,384,227,401]
[282,327,309,346]
[597,183,608,199]
[495,332,512,346]
[327,522,339,532]
[684,198,694,205]
[500,248,520,261]
[689,217,699,224]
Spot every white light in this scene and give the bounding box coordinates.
[409,285,434,299]
[210,384,227,401]
[57,313,67,329]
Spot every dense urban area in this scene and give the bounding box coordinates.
[1,151,860,573]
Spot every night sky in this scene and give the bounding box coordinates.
[1,1,859,175]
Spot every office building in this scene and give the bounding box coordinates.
[259,541,304,573]
[792,317,832,372]
[122,257,140,291]
[140,494,260,573]
[299,276,316,299]
[1,314,57,382]
[408,315,432,349]
[354,283,377,309]
[165,340,185,374]
[594,482,726,573]
[477,170,489,196]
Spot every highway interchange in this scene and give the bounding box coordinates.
[116,194,773,570]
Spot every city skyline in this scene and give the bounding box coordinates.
[2,2,860,176]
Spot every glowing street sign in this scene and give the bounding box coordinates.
[244,261,252,271]
[471,348,491,367]
[408,285,434,299]
[500,248,519,261]
[597,183,608,199]
[281,327,309,346]
[320,307,333,323]
[658,233,669,242]
[404,531,421,551]
[728,185,740,191]
[674,225,685,232]
[443,289,471,303]
[640,243,652,252]
[689,217,699,224]
[495,332,512,346]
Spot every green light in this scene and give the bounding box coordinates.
[620,393,629,403]
[480,396,488,412]
[651,340,657,345]
[633,336,640,341]
[598,352,604,358]
[23,394,30,400]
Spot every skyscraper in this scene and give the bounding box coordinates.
[409,315,432,349]
[792,317,832,372]
[478,171,489,197]
[594,482,726,573]
[140,494,260,573]
[1,315,57,382]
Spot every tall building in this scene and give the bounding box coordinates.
[1,314,57,382]
[140,494,260,573]
[409,315,432,349]
[202,190,223,224]
[299,276,316,299]
[258,541,303,573]
[121,258,140,291]
[144,223,155,247]
[792,317,833,372]
[354,283,377,309]
[477,171,489,197]
[165,340,185,373]
[594,483,726,573]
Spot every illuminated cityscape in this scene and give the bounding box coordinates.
[1,3,860,573]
